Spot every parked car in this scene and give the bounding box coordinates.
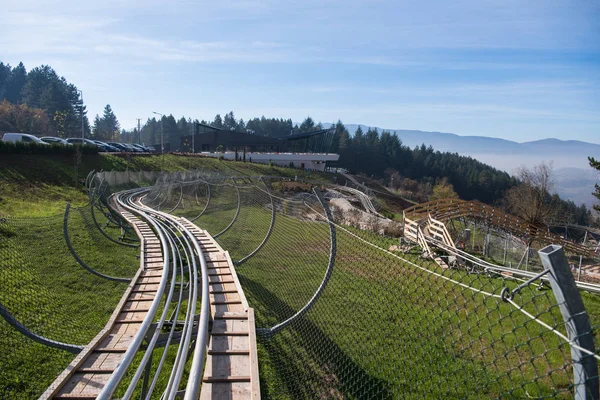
[106,142,129,152]
[129,144,148,152]
[40,136,72,145]
[123,143,142,152]
[66,138,98,146]
[91,140,119,152]
[2,132,49,145]
[138,143,155,152]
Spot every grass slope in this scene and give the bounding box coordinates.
[0,206,138,398]
[0,153,335,217]
[168,183,600,398]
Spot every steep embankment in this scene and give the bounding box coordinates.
[0,153,336,216]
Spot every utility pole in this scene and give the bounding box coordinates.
[152,112,164,171]
[78,90,84,140]
[137,119,141,145]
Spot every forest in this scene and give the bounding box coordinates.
[0,60,595,226]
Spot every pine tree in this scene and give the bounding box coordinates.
[299,117,315,132]
[0,62,12,101]
[365,127,379,148]
[6,62,26,103]
[237,118,246,131]
[223,111,237,130]
[93,105,120,140]
[332,120,349,151]
[103,104,120,139]
[213,114,223,128]
[92,115,102,138]
[353,126,364,146]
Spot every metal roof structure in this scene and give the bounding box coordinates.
[180,124,336,154]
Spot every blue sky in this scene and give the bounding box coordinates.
[1,0,599,143]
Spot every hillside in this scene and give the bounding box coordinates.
[0,154,336,216]
[321,122,599,207]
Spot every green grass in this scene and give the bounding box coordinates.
[0,153,335,217]
[174,183,600,399]
[4,154,598,398]
[0,204,138,398]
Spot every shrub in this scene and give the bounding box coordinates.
[0,141,98,155]
[383,221,404,237]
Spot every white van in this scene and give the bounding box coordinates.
[1,133,49,144]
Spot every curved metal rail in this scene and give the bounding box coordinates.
[88,178,140,243]
[214,178,241,238]
[190,182,211,222]
[236,177,276,266]
[63,202,132,283]
[257,187,336,337]
[0,302,83,354]
[89,191,139,248]
[166,182,184,214]
[43,186,212,400]
[96,189,211,400]
[403,212,600,294]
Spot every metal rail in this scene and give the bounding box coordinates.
[96,187,211,400]
[236,177,276,266]
[422,228,600,294]
[0,302,83,354]
[167,182,184,214]
[214,178,241,238]
[190,182,210,222]
[257,187,336,337]
[63,202,132,282]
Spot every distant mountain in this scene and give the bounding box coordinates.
[320,123,600,207]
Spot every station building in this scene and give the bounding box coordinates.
[179,123,340,171]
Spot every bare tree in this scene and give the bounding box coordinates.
[503,162,556,226]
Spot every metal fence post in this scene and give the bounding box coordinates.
[538,245,599,399]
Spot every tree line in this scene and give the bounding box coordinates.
[0,60,595,225]
[0,61,89,137]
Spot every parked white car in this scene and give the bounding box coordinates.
[1,132,49,145]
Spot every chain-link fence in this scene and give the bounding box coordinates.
[448,219,600,286]
[145,174,600,399]
[3,170,600,399]
[0,203,139,399]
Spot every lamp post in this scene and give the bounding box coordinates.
[152,111,164,171]
[78,90,84,140]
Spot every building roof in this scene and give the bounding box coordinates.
[274,128,334,141]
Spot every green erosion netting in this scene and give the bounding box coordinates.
[2,170,600,399]
[0,203,138,399]
[145,175,600,399]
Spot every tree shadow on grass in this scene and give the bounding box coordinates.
[238,274,393,399]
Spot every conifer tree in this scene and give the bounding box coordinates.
[6,62,26,103]
[212,114,223,128]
